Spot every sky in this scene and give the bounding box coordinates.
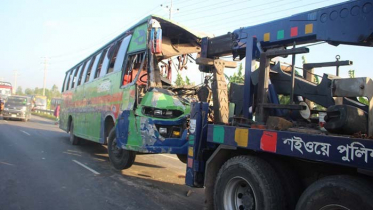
[0,0,372,92]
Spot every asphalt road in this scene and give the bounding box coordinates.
[0,115,205,210]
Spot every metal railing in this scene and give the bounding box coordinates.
[32,108,54,116]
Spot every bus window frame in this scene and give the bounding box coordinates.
[64,70,72,92]
[62,72,68,92]
[89,52,102,82]
[113,35,132,73]
[71,65,82,89]
[68,68,77,90]
[121,51,147,89]
[84,56,97,83]
[94,49,108,79]
[81,60,92,85]
[99,46,112,78]
[106,38,123,75]
[77,61,88,86]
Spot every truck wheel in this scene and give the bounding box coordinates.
[214,155,285,210]
[263,157,302,210]
[69,121,80,145]
[108,128,136,170]
[296,175,373,210]
[177,154,187,164]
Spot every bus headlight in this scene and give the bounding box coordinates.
[154,109,163,116]
[142,107,183,118]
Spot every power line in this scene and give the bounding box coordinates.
[181,0,293,23]
[202,0,340,32]
[176,0,239,17]
[49,1,167,59]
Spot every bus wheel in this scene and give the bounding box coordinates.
[108,128,136,170]
[69,121,80,145]
[214,155,285,210]
[176,154,187,164]
[296,175,373,210]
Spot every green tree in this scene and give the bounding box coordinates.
[347,69,368,105]
[25,88,33,95]
[175,72,185,86]
[227,63,245,84]
[16,86,23,95]
[185,76,191,85]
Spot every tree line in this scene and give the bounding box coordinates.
[15,84,62,109]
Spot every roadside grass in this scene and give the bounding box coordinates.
[32,112,57,121]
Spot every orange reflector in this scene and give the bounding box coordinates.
[173,131,181,136]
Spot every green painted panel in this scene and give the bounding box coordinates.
[128,23,147,53]
[213,125,225,144]
[127,112,142,147]
[277,30,284,40]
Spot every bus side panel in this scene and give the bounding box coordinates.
[59,91,73,132]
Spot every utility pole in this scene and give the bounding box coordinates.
[13,70,18,94]
[41,57,49,96]
[161,0,179,20]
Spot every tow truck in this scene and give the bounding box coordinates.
[184,0,373,209]
[110,0,373,209]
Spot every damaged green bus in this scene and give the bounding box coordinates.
[60,16,209,169]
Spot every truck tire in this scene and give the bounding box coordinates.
[108,128,136,170]
[296,175,373,210]
[214,155,285,210]
[263,157,302,210]
[69,121,80,145]
[177,154,187,164]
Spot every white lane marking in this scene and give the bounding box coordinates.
[20,130,31,136]
[0,161,14,166]
[159,154,179,160]
[4,120,8,123]
[72,160,100,175]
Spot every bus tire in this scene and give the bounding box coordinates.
[214,155,285,210]
[108,128,136,170]
[69,121,80,145]
[176,154,187,164]
[296,175,373,210]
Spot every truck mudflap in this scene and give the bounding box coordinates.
[207,125,373,171]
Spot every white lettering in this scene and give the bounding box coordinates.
[283,136,331,157]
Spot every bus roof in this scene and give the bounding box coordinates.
[64,15,210,74]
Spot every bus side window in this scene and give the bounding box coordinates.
[95,49,108,79]
[66,71,72,91]
[122,53,146,86]
[99,45,113,77]
[62,72,69,92]
[71,65,81,88]
[106,39,123,74]
[113,35,132,73]
[77,61,87,86]
[89,53,102,82]
[68,68,77,90]
[85,56,97,83]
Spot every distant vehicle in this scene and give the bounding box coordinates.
[0,81,12,113]
[32,95,47,110]
[3,95,32,121]
[50,97,62,111]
